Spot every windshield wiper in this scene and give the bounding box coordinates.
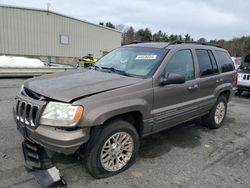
[100,67,129,76]
[90,64,100,70]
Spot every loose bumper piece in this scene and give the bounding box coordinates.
[22,140,67,188]
[32,167,67,188]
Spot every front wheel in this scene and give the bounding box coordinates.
[84,119,140,178]
[202,95,227,129]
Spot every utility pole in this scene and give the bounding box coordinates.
[47,3,51,15]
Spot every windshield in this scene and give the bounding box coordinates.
[94,47,168,78]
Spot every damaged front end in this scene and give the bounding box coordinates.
[22,138,67,188]
[14,88,68,188]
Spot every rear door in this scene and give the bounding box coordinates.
[152,49,200,132]
[195,49,235,112]
[194,49,223,113]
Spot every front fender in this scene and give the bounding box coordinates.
[82,99,150,127]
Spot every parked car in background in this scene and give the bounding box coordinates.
[14,41,236,179]
[237,53,250,94]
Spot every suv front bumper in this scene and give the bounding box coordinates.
[237,73,250,91]
[237,85,250,92]
[16,120,90,155]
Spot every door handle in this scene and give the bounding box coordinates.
[188,84,199,90]
[216,79,223,83]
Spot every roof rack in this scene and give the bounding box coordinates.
[168,41,222,48]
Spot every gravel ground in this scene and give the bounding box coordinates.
[0,78,250,188]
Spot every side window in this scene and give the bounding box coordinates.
[196,49,213,76]
[215,50,235,72]
[208,50,219,73]
[164,50,195,81]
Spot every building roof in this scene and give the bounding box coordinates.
[0,4,122,34]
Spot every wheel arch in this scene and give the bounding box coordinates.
[101,111,144,137]
[219,90,231,101]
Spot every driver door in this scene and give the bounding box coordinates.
[152,49,200,132]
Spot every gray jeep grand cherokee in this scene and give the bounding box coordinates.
[14,41,236,178]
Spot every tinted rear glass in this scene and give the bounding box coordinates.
[196,50,213,76]
[208,51,219,73]
[215,51,234,72]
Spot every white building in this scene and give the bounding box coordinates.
[0,5,122,64]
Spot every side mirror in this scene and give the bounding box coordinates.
[160,73,186,86]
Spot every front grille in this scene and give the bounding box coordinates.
[243,74,250,80]
[16,99,39,127]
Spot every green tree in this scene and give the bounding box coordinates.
[197,38,207,43]
[152,30,170,42]
[153,30,163,42]
[123,26,135,45]
[244,37,250,50]
[177,35,183,41]
[169,34,178,41]
[184,34,191,41]
[135,28,152,42]
[143,28,152,41]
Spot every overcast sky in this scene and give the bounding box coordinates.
[1,0,250,40]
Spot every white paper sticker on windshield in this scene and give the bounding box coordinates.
[136,55,157,60]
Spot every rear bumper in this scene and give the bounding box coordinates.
[16,121,90,155]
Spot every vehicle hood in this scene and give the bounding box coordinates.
[24,69,142,102]
[238,63,250,73]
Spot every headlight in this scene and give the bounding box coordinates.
[39,102,83,127]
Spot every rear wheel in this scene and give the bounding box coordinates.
[202,95,227,129]
[84,119,139,178]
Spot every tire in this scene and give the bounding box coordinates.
[202,95,227,129]
[84,119,140,178]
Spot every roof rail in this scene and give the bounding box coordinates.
[168,41,222,48]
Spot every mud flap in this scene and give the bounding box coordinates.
[22,140,67,188]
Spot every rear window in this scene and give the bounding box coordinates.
[215,51,235,72]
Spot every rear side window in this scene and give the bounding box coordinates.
[215,51,235,72]
[196,50,214,76]
[208,51,219,73]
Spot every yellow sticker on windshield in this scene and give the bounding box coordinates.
[136,55,157,60]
